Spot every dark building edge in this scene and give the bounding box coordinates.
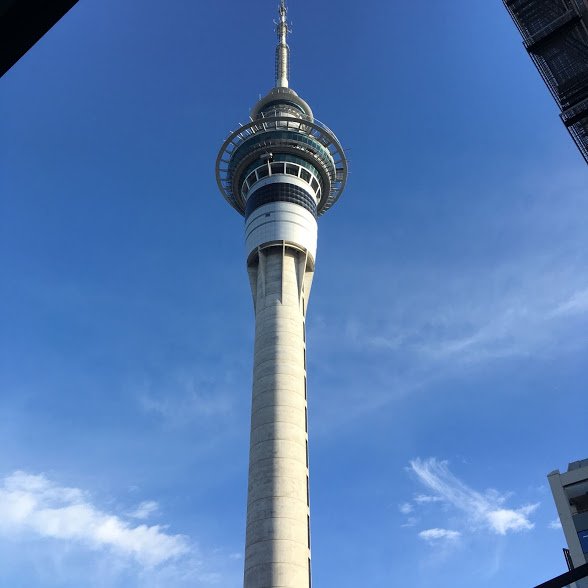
[502,0,588,164]
[1,0,80,77]
[533,561,588,588]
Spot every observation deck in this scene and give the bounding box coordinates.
[215,90,348,217]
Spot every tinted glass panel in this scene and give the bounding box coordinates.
[245,183,317,218]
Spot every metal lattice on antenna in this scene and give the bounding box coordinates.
[275,0,291,87]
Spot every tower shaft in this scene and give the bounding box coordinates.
[215,4,348,586]
[245,245,313,588]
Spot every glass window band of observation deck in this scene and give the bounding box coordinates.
[241,157,323,199]
[241,161,322,202]
[228,130,337,182]
[244,183,318,219]
[240,154,323,187]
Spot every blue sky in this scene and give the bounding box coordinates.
[1,0,587,586]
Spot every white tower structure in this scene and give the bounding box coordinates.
[215,2,347,586]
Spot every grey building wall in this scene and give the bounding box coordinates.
[549,459,588,588]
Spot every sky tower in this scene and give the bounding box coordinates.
[215,2,347,586]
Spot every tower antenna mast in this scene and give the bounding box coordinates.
[275,0,290,87]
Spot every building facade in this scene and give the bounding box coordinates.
[215,3,347,586]
[503,0,588,163]
[549,459,588,588]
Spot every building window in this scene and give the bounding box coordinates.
[245,183,318,219]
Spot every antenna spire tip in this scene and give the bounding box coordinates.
[275,0,290,87]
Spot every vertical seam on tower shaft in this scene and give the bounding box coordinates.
[281,240,286,303]
[258,248,266,305]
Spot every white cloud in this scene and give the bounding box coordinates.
[548,518,562,530]
[409,458,538,535]
[399,502,413,515]
[128,501,159,520]
[414,494,444,504]
[486,506,536,534]
[419,528,461,542]
[0,471,189,567]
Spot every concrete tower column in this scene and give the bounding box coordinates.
[215,4,348,585]
[244,245,313,588]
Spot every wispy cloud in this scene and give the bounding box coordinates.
[551,287,588,317]
[338,173,588,359]
[419,528,461,543]
[0,471,188,567]
[306,173,588,440]
[420,283,588,364]
[139,370,232,427]
[414,494,444,504]
[399,502,413,515]
[310,259,588,434]
[346,276,588,368]
[128,501,159,521]
[401,517,418,528]
[409,458,539,535]
[316,279,588,439]
[548,518,562,530]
